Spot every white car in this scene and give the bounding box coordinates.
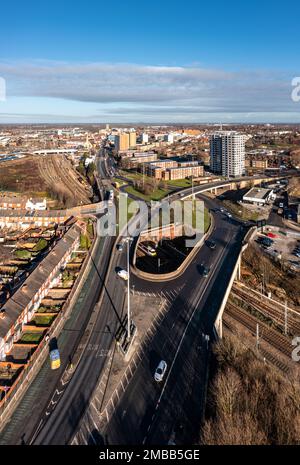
[117,269,129,281]
[154,360,167,382]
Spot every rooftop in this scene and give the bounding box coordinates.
[243,187,272,200]
[0,222,82,339]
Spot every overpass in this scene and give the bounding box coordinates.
[0,171,291,444]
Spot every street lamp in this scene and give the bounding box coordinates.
[126,237,133,342]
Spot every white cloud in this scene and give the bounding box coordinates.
[0,60,298,121]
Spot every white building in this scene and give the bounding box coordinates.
[210,131,245,177]
[84,155,96,167]
[141,133,149,144]
[25,198,47,211]
[164,133,174,143]
[243,188,276,206]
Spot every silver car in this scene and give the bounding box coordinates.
[154,360,167,382]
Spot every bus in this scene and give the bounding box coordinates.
[50,348,61,370]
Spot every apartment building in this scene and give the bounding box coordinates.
[144,159,204,180]
[129,131,137,148]
[115,133,130,152]
[124,152,158,169]
[210,131,245,177]
[165,165,204,180]
[115,131,137,152]
[250,159,268,169]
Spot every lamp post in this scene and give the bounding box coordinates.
[127,237,132,342]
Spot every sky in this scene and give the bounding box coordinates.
[0,0,300,124]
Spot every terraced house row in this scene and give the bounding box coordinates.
[0,221,84,361]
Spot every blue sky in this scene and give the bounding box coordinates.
[0,0,300,123]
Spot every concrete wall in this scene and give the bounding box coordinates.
[214,226,257,338]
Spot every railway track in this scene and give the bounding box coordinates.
[38,155,91,205]
[223,317,291,374]
[225,302,293,359]
[232,283,300,336]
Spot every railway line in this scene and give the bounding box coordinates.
[223,318,291,374]
[225,302,293,360]
[231,283,300,336]
[38,155,91,205]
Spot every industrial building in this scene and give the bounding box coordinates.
[242,187,276,206]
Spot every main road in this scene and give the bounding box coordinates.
[0,147,273,444]
[100,194,247,445]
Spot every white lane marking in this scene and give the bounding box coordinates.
[144,230,234,439]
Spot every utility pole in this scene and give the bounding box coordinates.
[256,324,260,352]
[284,300,288,336]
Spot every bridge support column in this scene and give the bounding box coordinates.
[215,314,223,339]
[236,256,241,281]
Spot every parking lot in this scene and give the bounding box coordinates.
[255,229,300,272]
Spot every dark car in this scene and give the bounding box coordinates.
[206,240,216,250]
[200,265,210,278]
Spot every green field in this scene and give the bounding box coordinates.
[167,178,193,188]
[124,185,170,202]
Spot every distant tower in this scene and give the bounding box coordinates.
[106,124,110,131]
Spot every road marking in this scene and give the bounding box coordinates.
[89,413,99,433]
[144,229,234,441]
[91,401,99,415]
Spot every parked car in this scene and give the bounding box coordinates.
[116,242,124,252]
[154,360,167,382]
